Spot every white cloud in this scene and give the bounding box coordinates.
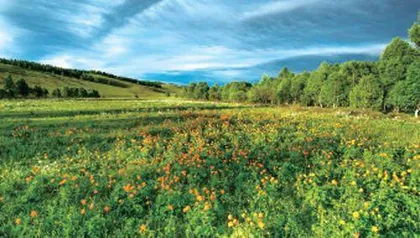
[241,0,320,20]
[31,0,388,82]
[37,0,126,38]
[40,54,105,70]
[0,17,24,57]
[40,55,74,68]
[39,42,386,79]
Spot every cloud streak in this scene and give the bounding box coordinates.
[2,0,419,84]
[240,0,320,20]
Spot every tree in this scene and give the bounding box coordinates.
[388,61,420,113]
[3,75,16,97]
[409,12,420,47]
[406,61,420,111]
[379,37,419,110]
[302,62,336,106]
[52,88,62,98]
[290,72,309,104]
[89,90,100,98]
[43,88,49,97]
[278,67,294,79]
[319,72,347,108]
[221,82,251,102]
[16,78,30,97]
[185,83,197,98]
[276,77,291,104]
[380,37,418,61]
[349,75,384,111]
[73,88,80,98]
[0,89,7,99]
[32,85,44,98]
[62,87,72,97]
[209,84,221,101]
[247,83,274,104]
[409,23,420,48]
[194,82,209,100]
[248,75,277,104]
[79,88,88,98]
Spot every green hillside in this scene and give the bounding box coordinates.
[0,62,183,99]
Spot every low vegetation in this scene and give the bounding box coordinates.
[0,100,418,236]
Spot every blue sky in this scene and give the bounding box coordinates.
[0,0,418,84]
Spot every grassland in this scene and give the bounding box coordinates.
[0,63,182,98]
[0,99,419,237]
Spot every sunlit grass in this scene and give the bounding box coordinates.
[0,99,418,236]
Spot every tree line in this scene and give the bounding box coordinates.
[0,76,100,99]
[0,59,162,88]
[184,14,420,114]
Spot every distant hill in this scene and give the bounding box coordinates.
[0,59,183,98]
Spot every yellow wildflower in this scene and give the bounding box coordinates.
[139,224,147,233]
[352,211,360,220]
[30,210,38,218]
[257,220,265,229]
[183,205,191,213]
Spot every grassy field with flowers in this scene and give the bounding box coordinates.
[0,99,419,237]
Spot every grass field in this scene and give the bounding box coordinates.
[0,63,183,98]
[0,99,419,237]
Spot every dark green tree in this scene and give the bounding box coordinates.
[79,88,88,98]
[0,89,7,99]
[62,87,72,97]
[3,75,16,97]
[16,78,30,97]
[52,88,62,98]
[43,88,49,97]
[33,85,44,98]
[89,90,100,98]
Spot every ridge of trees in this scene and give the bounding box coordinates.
[0,76,100,99]
[184,14,420,114]
[0,58,162,88]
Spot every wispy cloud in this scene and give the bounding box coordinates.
[241,0,320,20]
[0,17,24,57]
[2,0,419,84]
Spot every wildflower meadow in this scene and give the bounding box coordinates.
[0,99,419,237]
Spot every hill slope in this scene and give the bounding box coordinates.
[0,62,182,98]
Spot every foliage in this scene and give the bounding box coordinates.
[349,75,384,111]
[1,76,49,98]
[184,15,420,114]
[0,100,418,237]
[409,23,420,47]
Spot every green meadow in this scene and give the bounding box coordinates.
[0,99,418,237]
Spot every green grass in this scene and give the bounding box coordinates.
[0,63,183,98]
[0,99,419,237]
